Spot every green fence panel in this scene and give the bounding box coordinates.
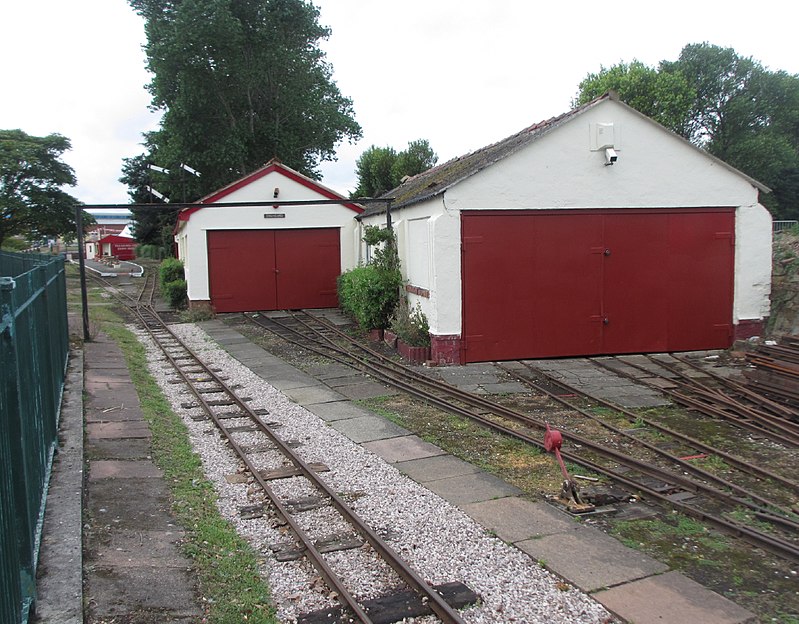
[0,251,69,624]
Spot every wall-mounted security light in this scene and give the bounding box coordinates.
[273,187,280,198]
[604,148,618,166]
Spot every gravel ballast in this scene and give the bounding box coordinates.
[136,322,615,623]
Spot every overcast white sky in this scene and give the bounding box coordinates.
[1,0,797,204]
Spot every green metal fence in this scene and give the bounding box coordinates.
[1,251,69,624]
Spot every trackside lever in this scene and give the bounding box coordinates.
[544,423,595,514]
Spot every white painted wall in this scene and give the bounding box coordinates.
[177,168,360,302]
[447,100,760,210]
[363,198,458,336]
[362,98,772,337]
[735,203,773,323]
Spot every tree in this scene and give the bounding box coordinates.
[0,129,86,248]
[575,44,799,219]
[660,43,761,149]
[352,139,438,197]
[126,0,361,202]
[119,150,180,252]
[574,60,694,134]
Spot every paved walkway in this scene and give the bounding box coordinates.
[36,333,203,623]
[36,316,756,624]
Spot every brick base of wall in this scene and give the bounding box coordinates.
[431,334,463,365]
[189,299,213,312]
[734,318,766,341]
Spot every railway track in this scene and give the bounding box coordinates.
[243,311,799,565]
[591,354,799,446]
[90,274,474,624]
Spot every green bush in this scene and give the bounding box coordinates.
[162,278,188,308]
[137,244,168,260]
[159,257,185,285]
[159,258,187,309]
[338,265,401,330]
[1,237,28,251]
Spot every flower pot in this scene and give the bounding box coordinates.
[383,329,398,349]
[397,339,431,364]
[367,328,384,342]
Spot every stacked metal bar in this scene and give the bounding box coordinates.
[744,336,799,411]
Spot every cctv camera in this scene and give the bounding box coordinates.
[604,148,618,166]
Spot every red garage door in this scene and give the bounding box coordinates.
[461,209,734,362]
[207,229,340,313]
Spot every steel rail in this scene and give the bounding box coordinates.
[644,355,799,434]
[88,280,468,623]
[669,354,798,420]
[641,354,799,431]
[246,313,799,561]
[261,313,789,509]
[493,363,799,518]
[135,271,156,308]
[671,386,799,446]
[510,361,799,496]
[121,306,467,623]
[138,317,375,623]
[592,357,799,447]
[257,312,792,512]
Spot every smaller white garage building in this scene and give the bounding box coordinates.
[360,92,772,364]
[175,160,363,313]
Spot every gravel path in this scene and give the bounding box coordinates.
[136,322,615,624]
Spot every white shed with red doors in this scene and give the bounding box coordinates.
[174,160,363,313]
[359,93,772,364]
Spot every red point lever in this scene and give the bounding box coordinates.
[544,423,594,513]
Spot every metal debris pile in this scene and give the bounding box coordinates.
[744,336,799,411]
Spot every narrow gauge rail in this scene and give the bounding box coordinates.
[593,355,799,446]
[90,276,469,624]
[244,311,799,565]
[671,353,799,421]
[504,361,799,497]
[498,361,799,525]
[135,270,157,307]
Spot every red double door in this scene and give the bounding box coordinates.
[461,209,735,363]
[207,229,340,313]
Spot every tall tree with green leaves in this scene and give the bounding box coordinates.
[574,60,694,134]
[125,0,361,209]
[0,129,87,248]
[352,139,438,197]
[575,43,799,219]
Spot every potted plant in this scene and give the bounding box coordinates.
[390,298,431,363]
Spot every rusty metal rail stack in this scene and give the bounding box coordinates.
[744,337,799,409]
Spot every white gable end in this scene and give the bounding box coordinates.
[447,99,760,211]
